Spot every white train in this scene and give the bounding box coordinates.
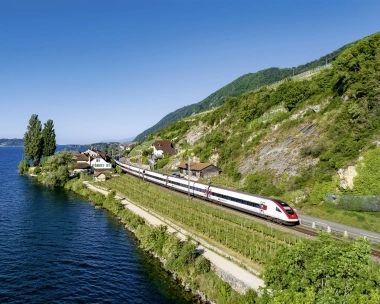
[114,159,299,226]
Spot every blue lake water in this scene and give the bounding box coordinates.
[0,147,196,303]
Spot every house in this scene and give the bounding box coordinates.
[93,171,106,182]
[178,161,222,178]
[152,140,176,159]
[84,147,107,160]
[73,152,92,174]
[91,156,112,171]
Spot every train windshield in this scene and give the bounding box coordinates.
[275,200,295,215]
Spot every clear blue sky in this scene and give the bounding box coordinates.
[1,0,379,144]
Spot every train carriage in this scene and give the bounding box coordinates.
[115,159,299,225]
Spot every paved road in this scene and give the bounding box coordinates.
[83,181,264,293]
[298,213,380,243]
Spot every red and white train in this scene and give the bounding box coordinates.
[115,159,299,226]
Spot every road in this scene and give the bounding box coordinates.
[298,213,380,243]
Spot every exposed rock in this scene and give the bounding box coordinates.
[186,124,207,145]
[338,166,357,189]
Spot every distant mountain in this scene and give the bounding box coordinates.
[134,42,353,142]
[0,138,23,147]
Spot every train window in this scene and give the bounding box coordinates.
[276,207,282,213]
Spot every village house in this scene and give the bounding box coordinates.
[73,152,92,174]
[90,156,112,172]
[84,147,107,160]
[178,161,222,179]
[152,140,176,159]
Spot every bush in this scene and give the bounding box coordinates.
[18,160,30,174]
[195,256,211,275]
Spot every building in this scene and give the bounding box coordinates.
[152,140,176,159]
[73,152,92,174]
[178,161,222,178]
[90,157,112,171]
[84,147,107,160]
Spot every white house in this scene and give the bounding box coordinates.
[152,140,176,159]
[91,157,112,171]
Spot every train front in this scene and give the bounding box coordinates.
[273,199,300,225]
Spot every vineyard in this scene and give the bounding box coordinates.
[102,174,301,268]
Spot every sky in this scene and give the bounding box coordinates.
[0,0,379,144]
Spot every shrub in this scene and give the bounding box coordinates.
[195,256,211,275]
[18,160,30,174]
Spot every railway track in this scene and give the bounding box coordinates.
[119,169,380,259]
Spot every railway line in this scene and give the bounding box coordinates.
[115,160,380,259]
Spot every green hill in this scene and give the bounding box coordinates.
[141,32,380,214]
[134,42,353,142]
[0,138,23,146]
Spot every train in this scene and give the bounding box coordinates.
[114,159,299,226]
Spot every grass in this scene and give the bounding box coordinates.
[300,203,380,233]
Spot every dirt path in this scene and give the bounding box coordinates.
[83,181,264,293]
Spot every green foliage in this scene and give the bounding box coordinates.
[353,148,380,195]
[18,159,30,174]
[271,79,317,111]
[38,150,76,187]
[194,255,211,275]
[155,153,171,169]
[299,143,326,158]
[42,119,56,157]
[218,282,232,304]
[33,166,41,174]
[243,171,283,197]
[23,114,43,166]
[136,224,169,256]
[308,178,339,205]
[142,147,153,157]
[264,232,375,303]
[115,166,123,174]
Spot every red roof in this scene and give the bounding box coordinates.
[152,140,176,155]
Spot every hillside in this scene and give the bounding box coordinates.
[0,138,23,147]
[134,42,353,142]
[138,32,380,215]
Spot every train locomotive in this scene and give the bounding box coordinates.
[114,159,299,226]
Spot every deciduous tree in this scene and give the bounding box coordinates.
[38,150,76,187]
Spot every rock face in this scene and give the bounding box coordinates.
[239,123,319,179]
[338,166,357,189]
[186,124,207,145]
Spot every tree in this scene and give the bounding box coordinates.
[42,119,56,157]
[23,114,43,166]
[263,232,377,303]
[38,150,76,187]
